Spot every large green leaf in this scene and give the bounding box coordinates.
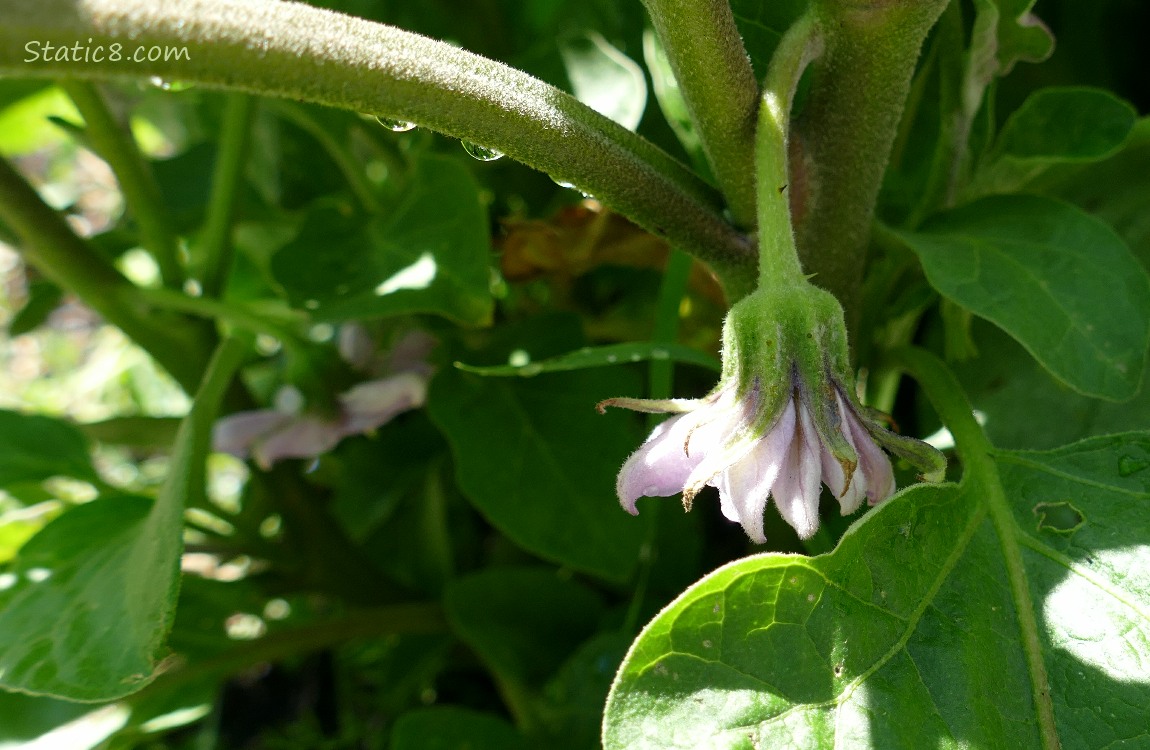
[271,155,493,326]
[604,432,1150,748]
[0,339,246,700]
[0,410,98,489]
[428,366,645,581]
[897,195,1150,401]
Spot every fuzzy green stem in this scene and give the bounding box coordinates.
[60,80,184,288]
[891,347,1059,750]
[757,12,822,289]
[793,0,948,320]
[0,0,756,299]
[0,156,214,391]
[640,0,759,228]
[199,92,254,297]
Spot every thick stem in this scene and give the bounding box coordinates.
[199,92,254,297]
[793,0,948,321]
[756,12,822,289]
[0,156,214,391]
[0,0,756,299]
[641,0,760,228]
[60,80,184,288]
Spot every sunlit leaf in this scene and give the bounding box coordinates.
[605,432,1150,748]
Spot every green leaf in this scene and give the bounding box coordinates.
[390,706,528,750]
[560,32,647,132]
[642,30,707,176]
[997,88,1136,162]
[0,410,98,489]
[967,88,1138,197]
[0,690,122,749]
[605,432,1150,748]
[969,0,1053,83]
[0,338,246,700]
[455,341,719,378]
[444,568,605,689]
[727,0,805,79]
[428,366,645,581]
[896,195,1150,401]
[271,155,493,326]
[953,320,1150,450]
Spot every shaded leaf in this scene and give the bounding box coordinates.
[272,155,493,326]
[0,410,97,489]
[428,366,645,581]
[390,706,528,750]
[605,433,1150,748]
[444,567,604,689]
[560,32,647,132]
[897,195,1150,400]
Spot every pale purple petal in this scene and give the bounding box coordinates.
[338,373,427,435]
[213,411,293,458]
[824,391,868,515]
[251,416,343,470]
[772,402,824,539]
[842,404,895,505]
[616,411,707,514]
[680,388,759,496]
[384,330,437,377]
[337,323,376,370]
[715,400,796,544]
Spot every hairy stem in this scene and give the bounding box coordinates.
[199,92,254,297]
[641,0,760,228]
[0,156,214,391]
[793,0,948,322]
[0,0,756,299]
[60,80,184,288]
[757,12,822,288]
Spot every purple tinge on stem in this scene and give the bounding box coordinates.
[612,382,895,543]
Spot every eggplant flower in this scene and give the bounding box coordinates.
[601,283,944,542]
[213,328,434,469]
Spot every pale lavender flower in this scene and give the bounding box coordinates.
[601,283,944,543]
[213,329,432,469]
[608,381,895,542]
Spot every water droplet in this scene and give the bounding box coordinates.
[630,353,642,362]
[652,348,670,360]
[462,141,503,161]
[376,116,416,132]
[806,593,815,602]
[1118,456,1149,476]
[146,76,193,92]
[702,640,713,648]
[552,177,577,190]
[606,354,618,363]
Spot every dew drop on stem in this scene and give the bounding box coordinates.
[461,141,503,161]
[375,116,416,132]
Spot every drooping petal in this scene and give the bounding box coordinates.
[213,411,294,459]
[842,404,895,505]
[680,387,761,501]
[772,401,824,539]
[616,411,707,514]
[715,399,796,543]
[385,329,438,377]
[339,372,427,435]
[251,416,343,470]
[822,391,867,515]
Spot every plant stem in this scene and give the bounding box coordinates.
[793,0,948,321]
[199,92,254,297]
[640,0,759,228]
[0,155,214,391]
[756,12,822,289]
[60,80,184,288]
[891,346,1060,750]
[1,0,756,300]
[138,286,306,351]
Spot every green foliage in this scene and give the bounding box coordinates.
[896,195,1150,400]
[605,432,1150,749]
[0,0,1146,747]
